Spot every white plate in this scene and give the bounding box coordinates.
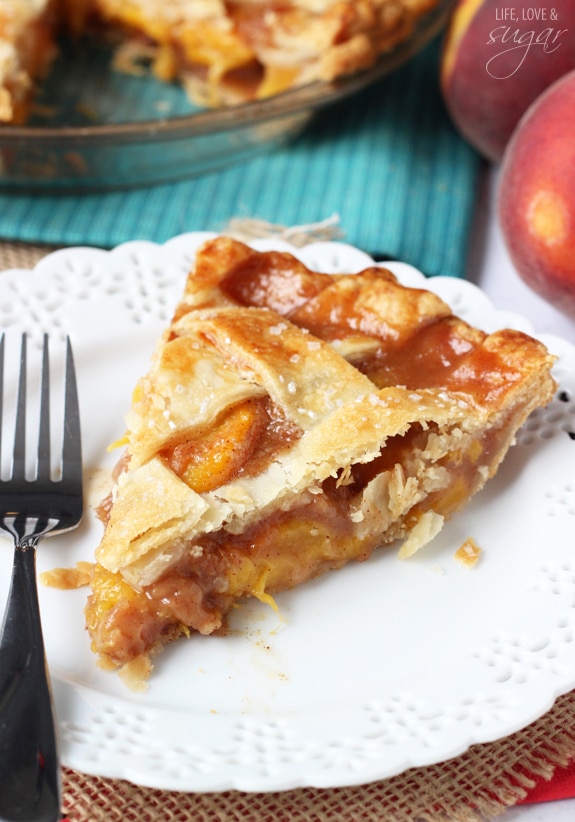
[1,233,574,793]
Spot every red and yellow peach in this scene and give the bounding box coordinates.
[441,0,575,162]
[497,70,575,316]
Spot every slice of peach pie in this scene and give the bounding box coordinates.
[86,237,556,683]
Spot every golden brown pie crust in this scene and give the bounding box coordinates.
[85,237,556,681]
[0,0,439,121]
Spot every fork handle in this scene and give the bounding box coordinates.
[0,540,61,822]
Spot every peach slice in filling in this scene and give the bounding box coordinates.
[85,406,517,671]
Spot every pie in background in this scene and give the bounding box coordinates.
[85,237,557,685]
[0,0,439,122]
[0,0,59,122]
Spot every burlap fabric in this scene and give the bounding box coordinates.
[0,240,57,269]
[3,239,575,821]
[59,690,575,821]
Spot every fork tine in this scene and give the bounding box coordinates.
[36,334,51,481]
[11,334,27,481]
[61,336,82,484]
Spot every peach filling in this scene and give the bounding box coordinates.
[159,398,269,493]
[85,407,522,670]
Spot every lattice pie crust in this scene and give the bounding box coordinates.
[84,237,556,683]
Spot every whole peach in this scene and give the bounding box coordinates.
[441,0,575,162]
[497,70,575,317]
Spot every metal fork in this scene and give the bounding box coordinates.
[0,334,83,822]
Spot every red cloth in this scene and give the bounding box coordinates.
[519,761,575,804]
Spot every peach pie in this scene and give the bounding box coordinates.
[1,0,439,121]
[85,237,556,683]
